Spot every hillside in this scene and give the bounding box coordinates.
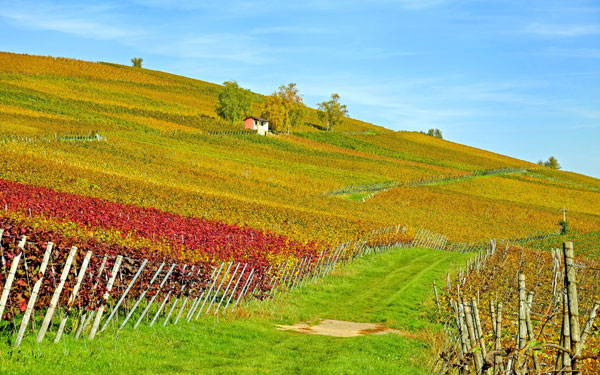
[1,51,599,256]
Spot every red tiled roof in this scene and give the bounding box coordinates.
[245,116,268,121]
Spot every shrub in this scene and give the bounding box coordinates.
[559,219,569,235]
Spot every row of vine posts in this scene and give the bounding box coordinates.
[435,240,599,375]
[0,224,413,350]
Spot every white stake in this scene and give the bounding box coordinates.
[37,246,78,343]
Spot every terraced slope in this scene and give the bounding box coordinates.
[1,52,599,255]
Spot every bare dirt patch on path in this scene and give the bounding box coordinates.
[276,319,416,338]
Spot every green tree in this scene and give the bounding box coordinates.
[559,219,570,235]
[262,95,287,132]
[426,128,443,139]
[131,57,143,68]
[317,93,348,132]
[262,83,305,134]
[542,156,561,169]
[216,81,253,124]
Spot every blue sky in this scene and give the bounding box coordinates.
[1,0,599,177]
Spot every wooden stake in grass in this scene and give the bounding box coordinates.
[54,250,93,343]
[433,281,441,314]
[580,300,599,347]
[102,258,148,332]
[563,242,581,374]
[37,246,78,344]
[516,273,528,373]
[0,252,22,327]
[14,243,53,347]
[463,298,482,372]
[494,302,503,374]
[525,291,540,372]
[471,297,487,368]
[89,255,122,340]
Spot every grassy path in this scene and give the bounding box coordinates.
[335,168,526,201]
[1,248,469,375]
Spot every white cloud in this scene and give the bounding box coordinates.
[525,22,600,37]
[247,25,332,35]
[130,0,450,13]
[151,33,276,64]
[567,107,600,120]
[0,3,142,41]
[388,0,451,10]
[540,47,600,59]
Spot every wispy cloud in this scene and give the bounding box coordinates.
[567,107,600,120]
[525,22,600,37]
[0,3,142,41]
[248,25,332,35]
[540,47,600,59]
[131,0,451,13]
[389,0,451,10]
[151,33,276,64]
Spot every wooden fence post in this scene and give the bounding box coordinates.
[556,290,571,371]
[580,301,599,347]
[37,246,78,343]
[516,273,528,372]
[54,250,93,343]
[0,252,22,326]
[563,242,582,374]
[89,255,122,340]
[525,291,540,372]
[14,243,53,347]
[463,298,483,373]
[494,301,504,373]
[101,258,148,332]
[471,297,488,368]
[457,300,471,373]
[433,281,441,314]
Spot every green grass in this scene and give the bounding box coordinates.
[339,192,374,201]
[519,230,600,258]
[1,248,469,375]
[295,131,455,168]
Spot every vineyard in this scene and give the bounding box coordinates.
[0,218,410,348]
[435,241,600,374]
[1,51,599,373]
[3,52,600,252]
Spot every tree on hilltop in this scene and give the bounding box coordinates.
[317,93,348,132]
[131,57,143,68]
[539,156,561,169]
[262,83,305,134]
[425,128,443,139]
[216,81,254,124]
